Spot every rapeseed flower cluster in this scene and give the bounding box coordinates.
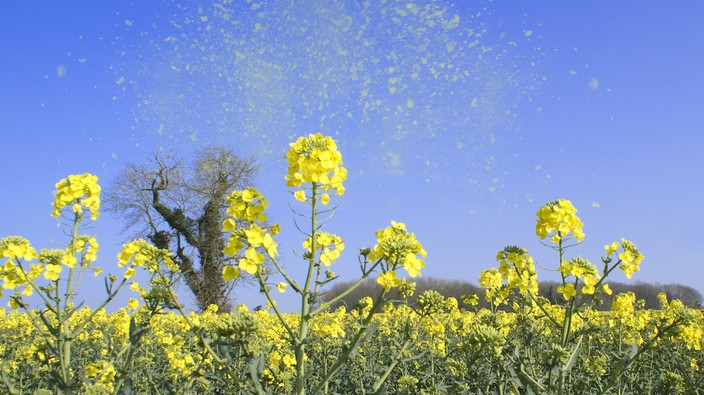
[0,237,39,296]
[616,238,644,278]
[369,221,426,291]
[420,318,447,356]
[302,231,344,266]
[225,187,268,223]
[657,293,703,350]
[39,249,67,282]
[678,315,703,351]
[265,349,298,387]
[604,239,644,278]
[611,292,638,323]
[465,323,507,358]
[222,222,279,277]
[479,247,538,304]
[478,268,506,303]
[151,314,199,380]
[557,257,611,300]
[310,307,346,340]
[51,173,101,220]
[2,175,105,301]
[85,361,117,392]
[535,199,584,244]
[118,239,176,281]
[9,236,101,288]
[222,189,279,278]
[0,236,37,262]
[285,133,347,198]
[1,235,102,301]
[609,292,651,345]
[418,290,445,314]
[497,246,538,295]
[62,235,99,268]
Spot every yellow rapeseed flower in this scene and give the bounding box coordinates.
[124,267,136,279]
[368,221,426,278]
[535,199,584,244]
[377,270,401,291]
[52,173,101,220]
[556,283,576,300]
[117,239,175,277]
[245,227,265,246]
[605,241,619,256]
[285,133,347,199]
[617,238,644,279]
[239,247,264,274]
[223,265,240,282]
[126,298,139,310]
[44,263,62,281]
[402,252,424,277]
[0,236,38,261]
[612,292,636,320]
[303,231,344,266]
[222,223,278,278]
[294,189,306,202]
[225,188,268,222]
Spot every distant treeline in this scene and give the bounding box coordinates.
[319,277,703,311]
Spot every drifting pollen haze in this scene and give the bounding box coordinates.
[1,1,703,311]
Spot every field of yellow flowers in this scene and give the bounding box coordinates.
[0,299,702,394]
[1,134,702,394]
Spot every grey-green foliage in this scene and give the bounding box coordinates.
[319,277,482,310]
[540,281,703,309]
[320,277,703,310]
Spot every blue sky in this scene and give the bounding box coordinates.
[2,1,703,312]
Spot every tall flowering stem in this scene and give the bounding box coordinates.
[479,199,652,395]
[0,174,172,394]
[287,134,346,394]
[221,134,426,394]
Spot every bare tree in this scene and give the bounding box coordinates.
[104,145,258,312]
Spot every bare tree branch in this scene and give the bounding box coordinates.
[104,145,258,312]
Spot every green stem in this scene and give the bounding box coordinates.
[556,236,569,395]
[295,183,318,395]
[309,259,382,316]
[510,259,561,328]
[15,259,55,314]
[371,313,425,392]
[265,251,302,294]
[58,213,81,393]
[310,290,387,395]
[167,285,226,365]
[256,271,295,339]
[561,276,578,348]
[70,278,127,337]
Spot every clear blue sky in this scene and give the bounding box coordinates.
[2,1,703,312]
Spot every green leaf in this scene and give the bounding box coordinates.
[564,335,583,372]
